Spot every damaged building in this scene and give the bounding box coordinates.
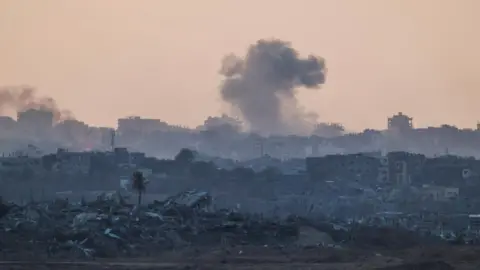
[306,151,480,190]
[306,153,380,184]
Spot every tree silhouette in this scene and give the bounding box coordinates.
[175,148,196,165]
[132,171,146,205]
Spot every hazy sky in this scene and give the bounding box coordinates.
[1,0,479,131]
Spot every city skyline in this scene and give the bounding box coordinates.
[2,108,480,134]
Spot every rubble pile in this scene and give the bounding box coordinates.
[0,191,299,259]
[0,191,445,260]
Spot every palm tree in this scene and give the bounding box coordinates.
[132,171,146,205]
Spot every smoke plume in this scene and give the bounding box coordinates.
[219,39,326,135]
[0,85,74,122]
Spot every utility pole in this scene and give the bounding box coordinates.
[110,129,116,151]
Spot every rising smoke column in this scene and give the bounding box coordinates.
[219,39,326,135]
[0,85,74,122]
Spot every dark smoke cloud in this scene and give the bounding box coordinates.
[219,39,326,135]
[0,85,74,122]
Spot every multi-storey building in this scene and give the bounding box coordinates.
[388,112,413,132]
[17,109,54,137]
[117,116,168,135]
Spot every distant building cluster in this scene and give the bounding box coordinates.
[0,146,149,179]
[305,151,480,203]
[0,109,480,160]
[1,145,480,209]
[0,109,113,153]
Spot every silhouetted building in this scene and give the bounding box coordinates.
[117,116,168,135]
[114,147,130,165]
[386,152,425,186]
[55,119,90,146]
[17,109,54,136]
[55,148,92,174]
[0,116,16,136]
[388,112,413,132]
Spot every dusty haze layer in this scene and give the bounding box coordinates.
[1,0,479,131]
